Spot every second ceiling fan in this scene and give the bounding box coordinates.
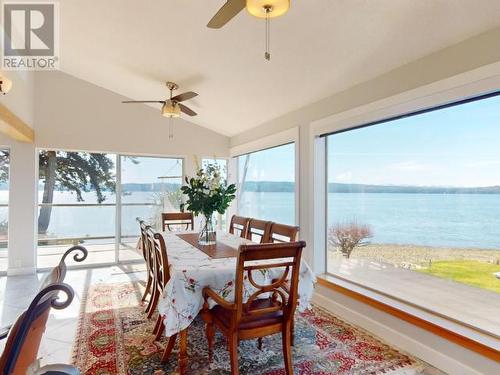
[122,81,198,118]
[207,0,290,60]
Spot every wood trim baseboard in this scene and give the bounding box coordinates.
[317,276,500,363]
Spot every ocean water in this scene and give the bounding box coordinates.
[241,192,500,250]
[1,191,499,250]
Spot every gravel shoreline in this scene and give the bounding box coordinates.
[329,243,500,268]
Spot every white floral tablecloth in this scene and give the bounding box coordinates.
[157,231,316,337]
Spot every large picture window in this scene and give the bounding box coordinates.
[325,93,500,336]
[119,155,183,260]
[237,143,296,224]
[37,150,183,268]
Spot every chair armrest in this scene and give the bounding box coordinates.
[202,287,236,310]
[0,324,11,340]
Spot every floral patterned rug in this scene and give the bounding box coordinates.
[72,282,426,374]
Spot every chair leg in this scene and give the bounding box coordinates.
[152,315,162,334]
[145,282,158,315]
[257,337,263,350]
[141,273,152,302]
[282,322,293,375]
[154,317,165,341]
[228,334,239,375]
[147,287,159,319]
[160,334,177,364]
[291,319,295,346]
[205,322,215,362]
[178,329,188,374]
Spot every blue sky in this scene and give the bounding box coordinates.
[121,156,182,184]
[328,94,500,187]
[238,143,295,182]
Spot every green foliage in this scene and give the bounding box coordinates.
[0,150,9,184]
[418,260,500,293]
[180,163,236,217]
[0,219,8,236]
[39,150,116,203]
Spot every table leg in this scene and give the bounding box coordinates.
[178,328,188,375]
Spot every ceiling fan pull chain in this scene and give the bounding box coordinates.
[168,117,174,139]
[265,8,271,61]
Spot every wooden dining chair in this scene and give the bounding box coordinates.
[137,218,155,311]
[246,218,272,243]
[145,228,166,320]
[0,283,75,375]
[269,223,299,243]
[0,245,86,375]
[229,215,250,238]
[143,229,179,364]
[201,241,306,375]
[162,212,194,231]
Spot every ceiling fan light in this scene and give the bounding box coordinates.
[162,100,181,118]
[246,0,289,18]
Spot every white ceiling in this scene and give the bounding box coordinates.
[59,0,500,136]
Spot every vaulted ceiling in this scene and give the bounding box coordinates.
[59,0,500,136]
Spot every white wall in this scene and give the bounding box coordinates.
[0,70,35,128]
[2,71,230,274]
[34,71,229,160]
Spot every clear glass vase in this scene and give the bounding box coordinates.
[198,213,216,245]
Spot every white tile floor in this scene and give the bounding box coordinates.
[0,264,148,367]
[0,265,445,374]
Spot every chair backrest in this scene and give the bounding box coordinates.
[233,241,305,327]
[246,218,272,243]
[268,223,299,243]
[0,283,75,375]
[147,228,170,289]
[0,245,85,375]
[38,245,88,291]
[137,218,154,275]
[229,215,249,238]
[162,212,194,231]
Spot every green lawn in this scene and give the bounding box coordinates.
[418,260,500,293]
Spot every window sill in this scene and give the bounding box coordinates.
[316,274,500,362]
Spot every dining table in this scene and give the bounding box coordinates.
[157,230,316,373]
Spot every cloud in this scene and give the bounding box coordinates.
[464,160,500,168]
[387,161,430,172]
[335,171,353,182]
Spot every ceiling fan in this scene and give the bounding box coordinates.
[207,0,290,60]
[122,81,198,118]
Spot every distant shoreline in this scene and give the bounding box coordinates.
[329,243,500,268]
[0,181,499,194]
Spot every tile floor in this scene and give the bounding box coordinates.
[0,264,147,367]
[0,265,445,374]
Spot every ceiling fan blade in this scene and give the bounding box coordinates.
[207,0,245,29]
[171,91,198,102]
[179,103,197,116]
[122,100,165,104]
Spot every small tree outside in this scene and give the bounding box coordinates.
[329,222,373,259]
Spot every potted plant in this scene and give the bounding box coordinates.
[180,163,236,245]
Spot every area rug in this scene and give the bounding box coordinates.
[72,282,426,374]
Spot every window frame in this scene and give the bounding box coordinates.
[234,141,298,226]
[321,90,500,353]
[35,148,185,270]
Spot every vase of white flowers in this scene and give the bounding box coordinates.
[180,163,236,245]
